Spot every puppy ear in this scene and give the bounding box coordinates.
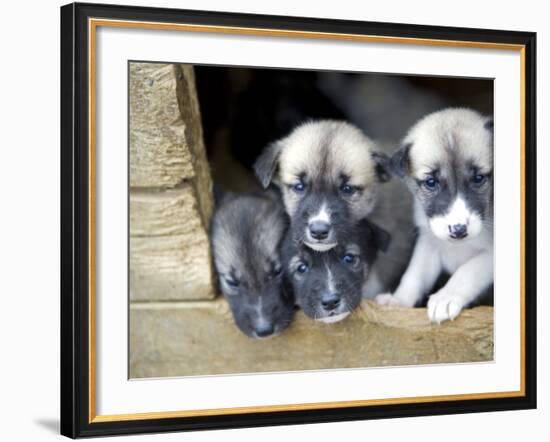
[363,219,391,253]
[371,152,391,182]
[254,142,283,189]
[389,143,412,178]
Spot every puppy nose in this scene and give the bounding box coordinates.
[321,293,341,311]
[449,223,468,239]
[309,221,330,240]
[255,323,274,338]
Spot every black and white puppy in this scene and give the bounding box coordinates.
[211,193,294,338]
[254,120,389,251]
[254,119,414,298]
[376,108,494,323]
[282,220,390,323]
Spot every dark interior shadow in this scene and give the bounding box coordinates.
[34,418,59,434]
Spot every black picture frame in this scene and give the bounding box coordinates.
[61,2,537,438]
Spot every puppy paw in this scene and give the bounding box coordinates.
[427,291,465,324]
[374,293,403,307]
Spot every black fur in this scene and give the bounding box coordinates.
[389,143,412,178]
[362,218,391,253]
[282,220,390,322]
[372,152,391,182]
[288,185,355,249]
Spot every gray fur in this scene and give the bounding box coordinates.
[363,178,416,297]
[211,193,294,338]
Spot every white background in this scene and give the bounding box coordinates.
[0,0,546,440]
[96,25,521,415]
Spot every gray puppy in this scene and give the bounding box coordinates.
[211,193,294,338]
[282,219,390,323]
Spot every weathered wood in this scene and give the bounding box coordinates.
[130,63,193,188]
[129,300,493,378]
[129,64,213,223]
[174,65,213,223]
[129,62,215,300]
[130,185,204,237]
[130,233,214,301]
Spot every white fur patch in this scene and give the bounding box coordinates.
[255,296,265,321]
[304,241,337,251]
[309,202,331,224]
[317,312,350,324]
[429,196,483,241]
[326,263,336,293]
[305,202,337,248]
[427,290,464,323]
[374,293,403,306]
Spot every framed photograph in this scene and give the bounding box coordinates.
[60,2,536,438]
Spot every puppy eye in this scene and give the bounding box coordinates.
[292,181,306,193]
[296,263,309,274]
[471,174,487,185]
[225,277,240,288]
[271,266,283,278]
[342,254,357,264]
[423,177,438,190]
[340,184,357,195]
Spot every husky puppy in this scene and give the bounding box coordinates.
[282,219,390,323]
[254,119,414,297]
[376,108,494,323]
[211,193,294,338]
[254,120,390,251]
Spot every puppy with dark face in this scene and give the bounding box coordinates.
[254,120,389,252]
[255,119,414,298]
[283,220,390,323]
[376,108,494,323]
[211,193,294,338]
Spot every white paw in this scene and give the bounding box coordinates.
[375,293,403,306]
[427,291,465,324]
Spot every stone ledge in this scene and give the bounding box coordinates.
[129,299,493,378]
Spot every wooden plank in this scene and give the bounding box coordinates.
[129,300,493,378]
